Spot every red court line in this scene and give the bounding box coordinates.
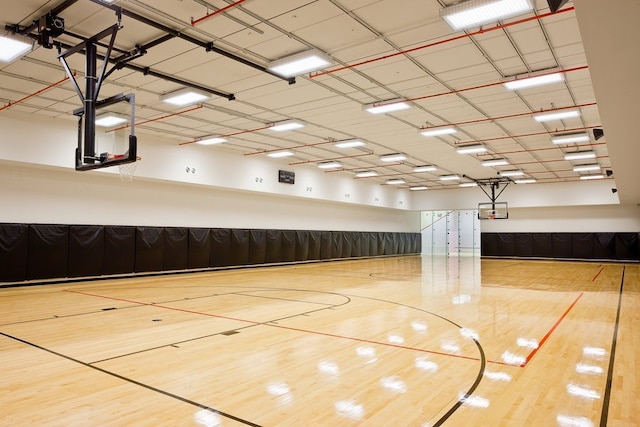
[66,289,496,364]
[592,265,605,281]
[522,293,583,367]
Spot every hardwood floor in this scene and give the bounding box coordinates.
[1,256,637,426]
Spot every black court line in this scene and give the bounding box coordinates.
[0,331,261,427]
[343,293,487,426]
[599,265,625,427]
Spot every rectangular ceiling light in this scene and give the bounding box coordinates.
[269,119,305,132]
[267,49,333,78]
[267,150,294,158]
[380,153,407,162]
[515,179,536,184]
[386,179,405,185]
[95,113,128,127]
[413,165,437,173]
[441,0,534,31]
[533,110,580,122]
[439,175,461,181]
[503,72,564,91]
[409,186,428,191]
[161,87,210,106]
[419,127,457,137]
[580,174,605,180]
[197,136,227,145]
[459,182,478,187]
[0,33,33,62]
[564,151,596,161]
[456,144,487,154]
[335,139,366,148]
[573,164,600,172]
[364,99,411,114]
[499,170,524,177]
[482,158,509,167]
[551,132,590,144]
[355,171,378,178]
[318,161,342,169]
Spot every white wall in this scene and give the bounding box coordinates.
[480,205,640,233]
[0,111,418,231]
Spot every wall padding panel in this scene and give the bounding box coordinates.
[482,232,639,261]
[1,223,421,283]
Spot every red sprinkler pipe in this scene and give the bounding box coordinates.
[310,7,575,78]
[191,0,249,26]
[0,73,75,112]
[179,124,274,146]
[109,105,203,132]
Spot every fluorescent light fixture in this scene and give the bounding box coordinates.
[95,113,127,127]
[459,182,478,187]
[355,171,378,178]
[335,139,366,148]
[160,87,210,106]
[439,175,461,181]
[409,186,428,191]
[267,49,333,78]
[267,150,294,158]
[515,179,536,184]
[197,136,227,145]
[573,164,600,172]
[419,127,457,137]
[533,109,580,122]
[386,179,405,185]
[0,33,33,62]
[503,72,564,90]
[413,165,437,173]
[364,99,411,114]
[380,153,407,162]
[441,0,534,31]
[564,151,596,161]
[318,161,342,169]
[456,144,487,154]
[551,132,590,144]
[269,119,305,132]
[499,170,524,177]
[580,174,605,180]
[482,158,509,167]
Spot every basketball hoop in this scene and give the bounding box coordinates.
[487,212,496,220]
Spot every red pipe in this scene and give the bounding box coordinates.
[454,125,601,145]
[478,141,607,157]
[0,74,74,112]
[420,102,597,131]
[244,139,335,156]
[408,65,588,104]
[288,153,372,166]
[310,7,575,78]
[179,124,273,146]
[191,0,249,26]
[110,105,203,132]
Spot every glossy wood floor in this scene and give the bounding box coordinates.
[1,256,638,426]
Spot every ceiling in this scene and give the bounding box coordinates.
[1,0,633,202]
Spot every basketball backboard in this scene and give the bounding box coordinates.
[478,202,509,220]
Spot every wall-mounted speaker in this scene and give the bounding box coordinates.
[547,0,571,13]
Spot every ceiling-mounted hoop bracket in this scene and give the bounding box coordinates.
[463,175,512,203]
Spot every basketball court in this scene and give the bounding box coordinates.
[1,256,637,426]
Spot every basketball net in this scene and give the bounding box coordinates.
[119,161,138,182]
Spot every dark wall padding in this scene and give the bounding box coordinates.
[104,226,136,275]
[482,232,639,262]
[211,228,232,267]
[188,228,210,269]
[249,229,266,265]
[163,227,188,271]
[68,225,104,278]
[0,222,421,283]
[27,224,69,280]
[0,224,29,282]
[135,227,164,273]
